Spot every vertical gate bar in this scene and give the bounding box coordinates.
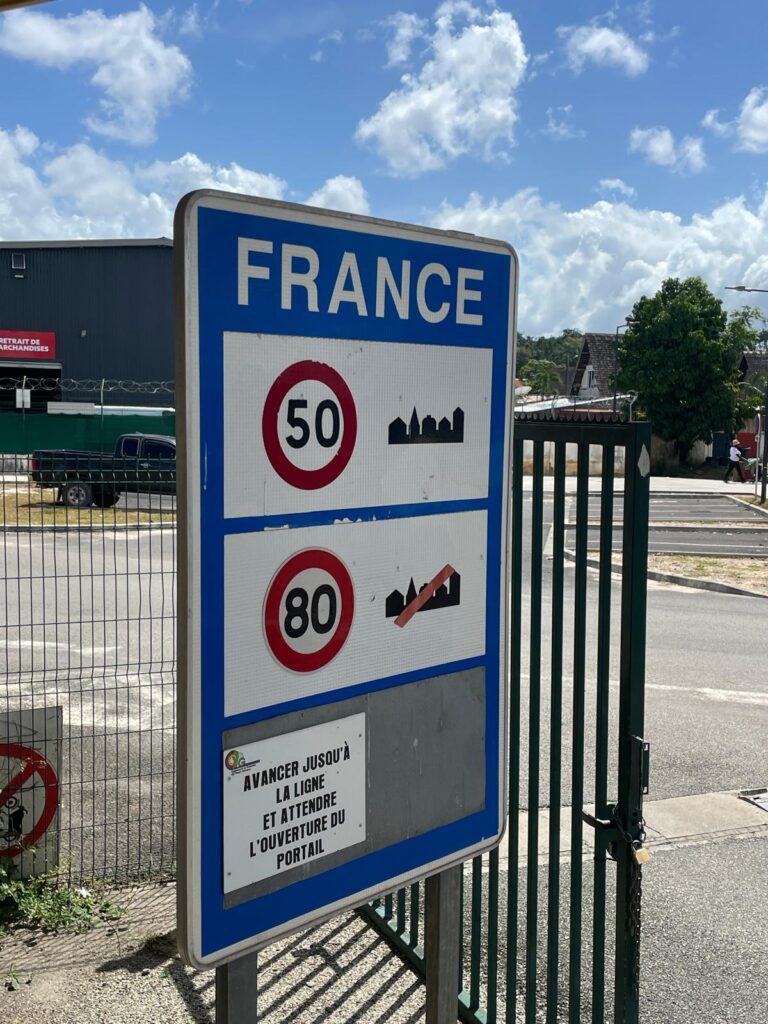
[506,434,524,1024]
[614,424,650,1024]
[397,886,407,937]
[568,442,589,1023]
[385,892,393,923]
[459,866,465,994]
[592,445,615,1022]
[410,882,421,949]
[488,847,499,1024]
[470,855,483,1010]
[545,441,567,1023]
[525,440,545,1023]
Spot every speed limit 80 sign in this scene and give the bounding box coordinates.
[177,191,516,969]
[263,548,354,672]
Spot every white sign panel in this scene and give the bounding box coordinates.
[224,333,493,518]
[223,714,366,892]
[224,510,487,717]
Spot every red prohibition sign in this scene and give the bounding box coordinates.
[0,744,59,858]
[262,360,357,490]
[264,549,354,673]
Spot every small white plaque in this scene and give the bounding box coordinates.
[223,714,366,892]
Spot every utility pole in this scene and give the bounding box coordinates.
[761,384,768,505]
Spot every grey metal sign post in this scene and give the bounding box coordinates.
[175,191,516,1018]
[425,866,463,1024]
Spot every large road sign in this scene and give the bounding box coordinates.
[176,191,517,969]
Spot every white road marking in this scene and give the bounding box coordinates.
[519,673,768,706]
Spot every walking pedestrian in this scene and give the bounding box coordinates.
[723,438,746,483]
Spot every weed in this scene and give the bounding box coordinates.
[0,862,123,934]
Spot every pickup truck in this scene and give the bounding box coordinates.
[29,433,176,508]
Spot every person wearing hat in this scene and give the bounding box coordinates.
[723,437,746,483]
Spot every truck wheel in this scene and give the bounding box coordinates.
[93,487,119,508]
[63,481,93,508]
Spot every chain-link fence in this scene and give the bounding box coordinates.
[0,381,177,883]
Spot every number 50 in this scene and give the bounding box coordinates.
[285,399,341,450]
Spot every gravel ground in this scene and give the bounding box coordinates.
[0,884,433,1024]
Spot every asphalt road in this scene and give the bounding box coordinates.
[1,493,767,1022]
[516,492,768,1024]
[587,493,768,524]
[573,524,768,556]
[568,494,768,556]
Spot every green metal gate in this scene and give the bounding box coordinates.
[361,413,652,1024]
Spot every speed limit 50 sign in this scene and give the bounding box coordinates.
[176,192,517,969]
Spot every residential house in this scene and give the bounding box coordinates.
[569,333,618,401]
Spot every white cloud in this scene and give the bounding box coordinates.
[542,104,585,141]
[310,28,342,63]
[702,88,768,153]
[305,175,370,215]
[0,5,192,145]
[384,11,427,66]
[599,178,636,198]
[179,4,203,38]
[559,24,649,76]
[702,108,730,137]
[629,126,705,174]
[432,187,768,333]
[0,126,367,239]
[736,87,768,153]
[356,1,528,175]
[136,153,286,201]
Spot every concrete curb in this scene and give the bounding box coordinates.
[3,522,176,534]
[728,495,768,519]
[563,548,768,600]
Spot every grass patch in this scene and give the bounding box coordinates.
[645,554,768,595]
[1,486,175,528]
[0,865,123,935]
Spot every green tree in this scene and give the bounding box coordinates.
[516,329,582,377]
[522,358,561,395]
[617,278,758,458]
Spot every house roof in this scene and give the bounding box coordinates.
[0,238,173,249]
[740,352,768,379]
[570,333,618,397]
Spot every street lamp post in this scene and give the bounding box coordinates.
[614,319,638,414]
[725,285,768,503]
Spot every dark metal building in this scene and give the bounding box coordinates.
[0,238,173,407]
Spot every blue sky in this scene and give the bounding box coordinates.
[1,0,768,333]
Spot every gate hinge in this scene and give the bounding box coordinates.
[642,739,650,796]
[632,736,650,796]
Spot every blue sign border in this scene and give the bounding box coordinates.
[187,199,515,961]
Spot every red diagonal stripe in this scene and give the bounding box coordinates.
[394,563,456,629]
[0,761,36,808]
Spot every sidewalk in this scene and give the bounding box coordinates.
[3,791,765,1024]
[521,474,757,496]
[0,886,428,1024]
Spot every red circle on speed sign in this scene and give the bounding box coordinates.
[263,549,354,672]
[0,744,59,859]
[262,360,357,490]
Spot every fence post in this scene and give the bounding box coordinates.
[614,422,651,1024]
